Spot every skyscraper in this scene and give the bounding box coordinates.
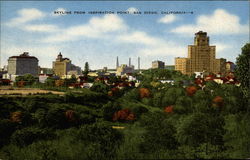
[175,31,226,75]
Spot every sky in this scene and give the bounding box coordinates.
[0,1,249,70]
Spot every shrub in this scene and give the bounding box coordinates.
[102,102,121,121]
[139,112,179,153]
[212,96,224,107]
[113,108,136,122]
[77,122,124,159]
[45,107,67,129]
[0,119,17,147]
[139,88,150,98]
[10,127,54,147]
[186,86,197,96]
[164,106,174,113]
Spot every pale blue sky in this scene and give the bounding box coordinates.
[0,1,249,69]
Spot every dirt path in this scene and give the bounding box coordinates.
[0,88,65,95]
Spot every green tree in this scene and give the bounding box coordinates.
[235,43,250,98]
[77,122,124,159]
[83,62,89,77]
[90,82,109,94]
[15,74,37,86]
[139,112,179,153]
[10,127,54,147]
[0,119,17,147]
[45,77,56,87]
[223,113,250,158]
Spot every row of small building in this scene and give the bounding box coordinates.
[0,51,139,83]
[1,52,82,82]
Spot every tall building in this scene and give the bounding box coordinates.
[152,60,165,69]
[175,31,226,75]
[52,52,81,77]
[7,52,39,76]
[53,52,72,76]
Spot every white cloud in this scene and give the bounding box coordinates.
[89,14,127,32]
[117,31,162,46]
[6,8,45,26]
[23,24,60,32]
[212,43,231,53]
[127,7,139,14]
[158,14,177,24]
[5,8,61,34]
[42,14,127,43]
[117,31,186,57]
[138,45,186,57]
[171,9,249,35]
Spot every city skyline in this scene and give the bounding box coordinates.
[0,1,249,69]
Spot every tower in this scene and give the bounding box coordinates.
[129,57,131,67]
[56,52,63,61]
[138,57,140,70]
[116,56,119,69]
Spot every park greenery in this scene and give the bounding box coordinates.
[0,43,249,159]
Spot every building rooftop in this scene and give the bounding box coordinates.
[195,31,207,35]
[9,52,38,60]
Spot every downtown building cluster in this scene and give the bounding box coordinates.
[0,31,235,84]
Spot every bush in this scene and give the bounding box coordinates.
[102,101,121,121]
[45,107,67,129]
[65,90,108,107]
[77,122,124,159]
[10,127,54,147]
[139,111,179,153]
[0,119,17,147]
[90,82,109,94]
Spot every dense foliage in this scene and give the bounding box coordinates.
[235,43,250,99]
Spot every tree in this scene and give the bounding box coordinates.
[83,62,89,77]
[235,43,250,98]
[10,127,54,147]
[15,74,37,86]
[223,113,250,158]
[45,77,56,87]
[139,111,179,153]
[77,122,124,159]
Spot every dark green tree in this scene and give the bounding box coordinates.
[45,77,56,87]
[10,127,54,147]
[83,62,89,77]
[223,113,250,158]
[139,111,179,153]
[235,43,250,98]
[15,74,37,86]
